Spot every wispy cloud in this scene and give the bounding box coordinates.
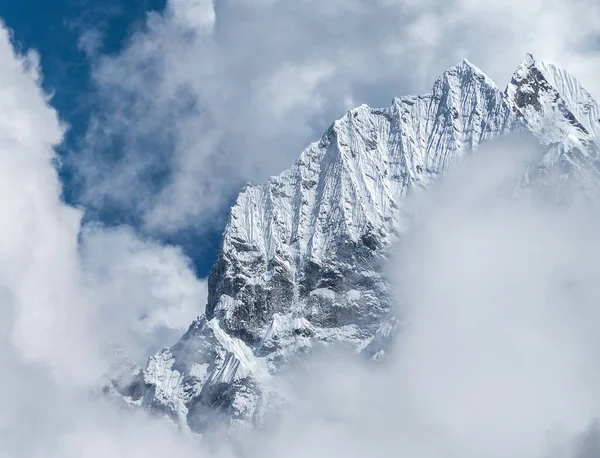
[3,2,600,456]
[80,224,207,362]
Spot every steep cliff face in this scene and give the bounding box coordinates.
[112,55,600,432]
[206,59,517,356]
[507,54,600,192]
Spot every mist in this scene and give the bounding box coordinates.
[3,9,600,458]
[388,140,600,457]
[247,139,600,458]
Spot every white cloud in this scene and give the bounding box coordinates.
[0,20,212,457]
[168,0,216,31]
[0,24,206,381]
[77,28,104,57]
[4,2,600,456]
[0,22,97,385]
[74,0,600,234]
[386,141,600,458]
[80,224,207,362]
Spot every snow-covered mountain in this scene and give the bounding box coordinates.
[108,54,600,432]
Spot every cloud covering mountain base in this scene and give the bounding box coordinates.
[2,10,600,458]
[233,140,600,458]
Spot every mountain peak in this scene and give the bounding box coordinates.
[506,52,600,147]
[521,52,536,68]
[433,57,498,91]
[111,56,600,433]
[461,57,485,73]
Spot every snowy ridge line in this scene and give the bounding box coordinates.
[108,54,600,432]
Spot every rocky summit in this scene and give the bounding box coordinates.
[107,54,600,432]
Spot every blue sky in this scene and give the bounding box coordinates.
[0,0,224,277]
[1,0,164,142]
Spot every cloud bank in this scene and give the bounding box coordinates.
[0,21,207,456]
[388,141,600,458]
[0,11,206,408]
[3,3,600,457]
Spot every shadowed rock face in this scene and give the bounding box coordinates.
[205,59,516,349]
[110,55,600,433]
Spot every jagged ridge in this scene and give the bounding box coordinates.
[110,54,600,432]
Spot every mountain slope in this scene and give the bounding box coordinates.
[111,55,600,432]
